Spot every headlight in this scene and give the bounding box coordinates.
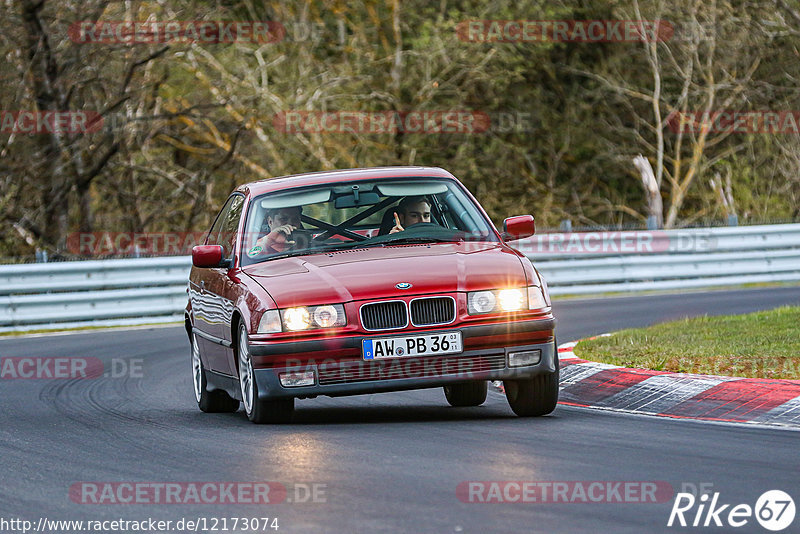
[281,304,346,331]
[258,309,282,333]
[468,288,527,315]
[283,307,311,331]
[498,289,525,311]
[468,291,496,314]
[313,305,341,328]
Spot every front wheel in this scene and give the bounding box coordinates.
[504,370,559,417]
[443,381,488,407]
[238,324,294,424]
[191,333,239,413]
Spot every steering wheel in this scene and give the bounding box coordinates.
[288,228,313,250]
[310,228,367,244]
[400,222,445,233]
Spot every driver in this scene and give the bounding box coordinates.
[389,196,432,234]
[254,206,303,254]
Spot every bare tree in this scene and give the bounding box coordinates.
[569,0,777,227]
[6,0,168,251]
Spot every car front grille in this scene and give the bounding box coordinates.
[360,301,407,331]
[317,353,506,385]
[410,297,455,326]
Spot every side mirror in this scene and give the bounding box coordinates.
[502,215,535,240]
[192,245,231,268]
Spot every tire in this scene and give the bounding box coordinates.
[238,324,294,424]
[504,338,560,417]
[504,371,559,416]
[443,381,488,407]
[191,333,239,413]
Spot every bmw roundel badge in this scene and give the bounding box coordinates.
[395,282,412,290]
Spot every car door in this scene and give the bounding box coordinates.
[203,193,245,375]
[190,194,241,374]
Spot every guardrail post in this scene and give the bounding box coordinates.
[728,214,739,226]
[559,220,572,232]
[34,249,48,263]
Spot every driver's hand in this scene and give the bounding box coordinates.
[389,212,404,234]
[257,225,296,253]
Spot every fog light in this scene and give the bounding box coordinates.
[279,370,315,387]
[508,350,541,367]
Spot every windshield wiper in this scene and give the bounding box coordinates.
[381,236,461,245]
[258,241,383,261]
[254,236,462,261]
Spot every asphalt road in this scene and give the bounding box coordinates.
[1,286,799,534]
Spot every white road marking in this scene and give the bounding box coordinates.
[559,361,619,388]
[595,374,725,412]
[751,394,800,424]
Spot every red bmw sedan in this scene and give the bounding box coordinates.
[186,166,557,423]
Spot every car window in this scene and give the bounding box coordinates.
[206,194,245,259]
[240,177,499,266]
[206,196,236,246]
[218,194,244,258]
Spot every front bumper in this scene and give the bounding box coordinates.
[252,338,556,400]
[247,317,555,358]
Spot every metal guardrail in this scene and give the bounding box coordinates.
[1,224,799,332]
[0,257,191,332]
[524,223,800,295]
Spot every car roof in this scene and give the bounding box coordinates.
[236,166,457,197]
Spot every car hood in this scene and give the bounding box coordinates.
[242,242,530,307]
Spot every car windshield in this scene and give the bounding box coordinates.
[240,177,499,265]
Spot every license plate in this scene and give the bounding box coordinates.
[362,331,462,360]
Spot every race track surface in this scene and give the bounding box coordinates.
[2,286,799,533]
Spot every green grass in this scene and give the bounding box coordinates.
[573,306,800,380]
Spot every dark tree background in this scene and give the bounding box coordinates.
[1,0,799,258]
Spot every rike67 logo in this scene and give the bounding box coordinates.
[668,489,795,531]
